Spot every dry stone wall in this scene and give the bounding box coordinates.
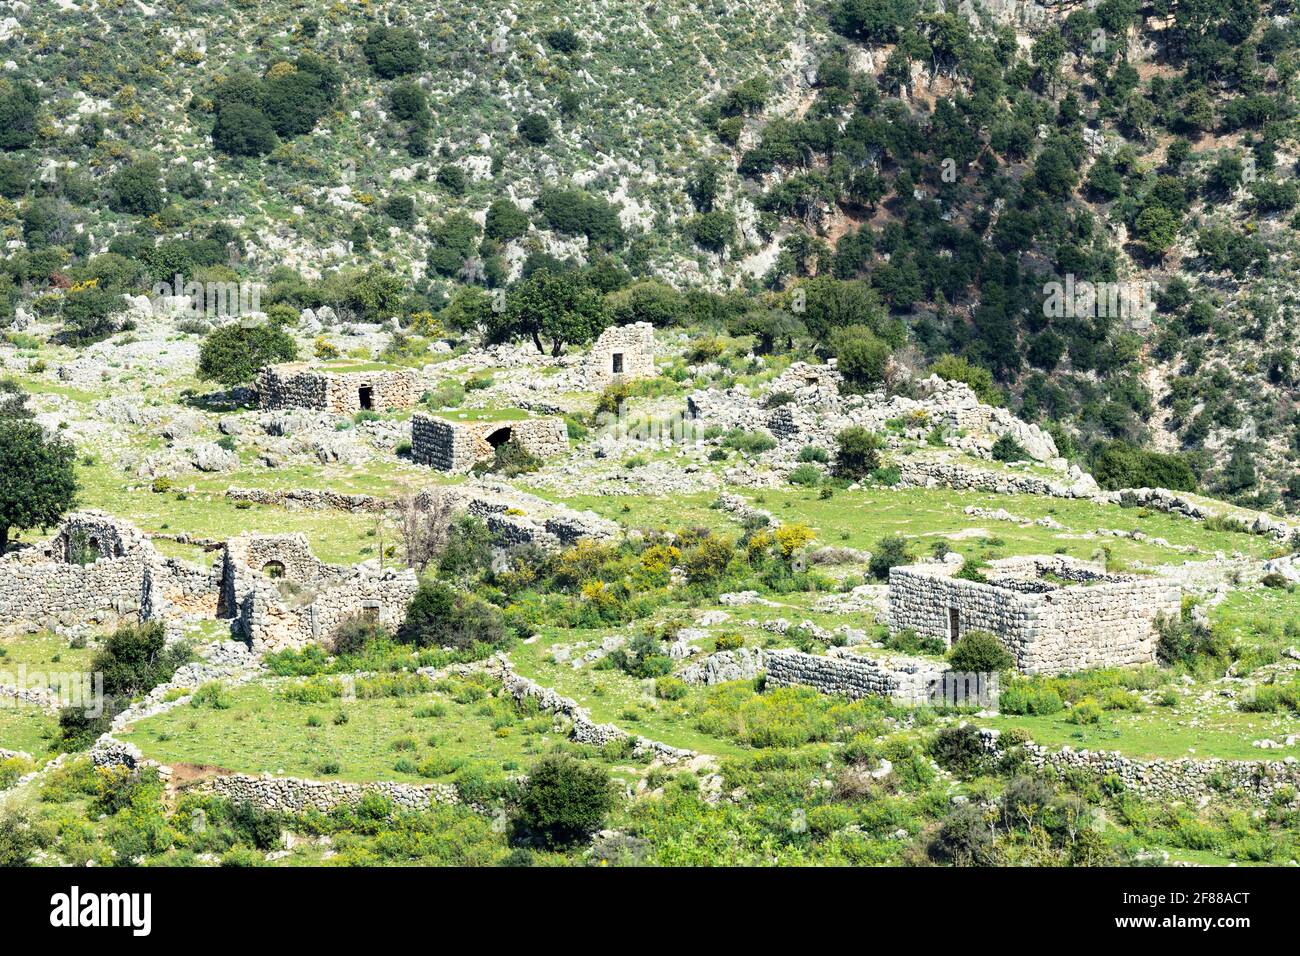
[583,322,656,389]
[765,648,948,705]
[190,773,459,813]
[888,556,1182,675]
[256,363,418,414]
[410,414,568,473]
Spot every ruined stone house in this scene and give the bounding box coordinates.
[582,322,656,389]
[409,413,568,473]
[220,533,418,654]
[256,362,418,414]
[888,555,1182,675]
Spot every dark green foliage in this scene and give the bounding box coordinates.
[212,103,278,157]
[397,580,507,651]
[362,26,423,78]
[536,187,623,248]
[59,287,126,346]
[512,755,613,848]
[948,631,1015,673]
[388,82,428,123]
[0,81,38,151]
[484,198,530,241]
[991,434,1028,463]
[830,0,920,44]
[0,379,32,419]
[517,113,552,145]
[868,534,910,581]
[685,210,734,252]
[0,419,78,554]
[1156,614,1230,670]
[929,724,988,776]
[331,615,388,656]
[544,28,582,54]
[384,194,416,225]
[494,269,610,356]
[833,426,882,481]
[1091,441,1196,491]
[197,322,298,386]
[94,621,193,699]
[109,160,165,215]
[830,324,890,392]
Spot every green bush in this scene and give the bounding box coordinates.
[512,755,613,848]
[198,322,297,386]
[868,534,910,581]
[397,581,507,651]
[833,426,882,480]
[948,631,1015,673]
[362,26,423,78]
[991,434,1028,463]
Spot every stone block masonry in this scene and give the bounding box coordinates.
[190,773,459,813]
[889,555,1182,675]
[765,648,949,705]
[256,362,418,414]
[583,322,656,389]
[410,413,568,473]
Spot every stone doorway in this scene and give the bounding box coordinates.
[358,385,374,411]
[947,606,960,645]
[486,426,513,449]
[612,352,624,374]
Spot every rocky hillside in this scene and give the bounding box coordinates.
[1,0,1298,510]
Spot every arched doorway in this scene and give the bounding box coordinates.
[262,560,286,579]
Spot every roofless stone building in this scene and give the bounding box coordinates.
[410,413,569,473]
[256,362,418,414]
[888,555,1182,675]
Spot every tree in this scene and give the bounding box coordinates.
[830,324,890,392]
[686,160,720,212]
[833,426,882,480]
[948,630,1015,672]
[868,533,911,580]
[0,419,78,554]
[484,198,530,241]
[499,270,610,356]
[512,755,613,848]
[198,322,298,386]
[0,379,32,420]
[362,26,423,78]
[0,81,38,151]
[93,621,191,698]
[798,276,888,347]
[108,161,165,216]
[517,113,552,145]
[396,580,506,650]
[1134,204,1180,256]
[685,210,734,252]
[388,82,428,123]
[212,103,278,157]
[60,286,125,345]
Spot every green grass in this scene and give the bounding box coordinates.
[0,703,60,755]
[120,678,644,783]
[980,705,1299,760]
[740,487,1278,567]
[0,631,95,674]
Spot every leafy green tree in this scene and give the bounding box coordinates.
[93,621,191,698]
[0,379,32,420]
[388,82,428,123]
[512,755,613,848]
[517,113,552,145]
[830,324,890,392]
[1134,204,1180,256]
[685,210,735,252]
[60,287,125,345]
[108,161,165,216]
[948,630,1015,672]
[498,270,610,355]
[798,276,888,347]
[829,0,919,43]
[396,580,506,650]
[197,322,298,386]
[0,81,38,151]
[833,426,883,480]
[0,419,78,554]
[484,198,530,241]
[212,103,278,157]
[868,533,911,580]
[362,26,423,78]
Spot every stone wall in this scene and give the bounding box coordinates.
[765,648,949,705]
[410,413,568,473]
[583,322,656,389]
[188,773,459,813]
[256,363,418,414]
[981,729,1300,804]
[888,556,1182,675]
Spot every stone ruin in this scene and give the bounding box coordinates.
[410,413,568,473]
[256,362,418,415]
[582,322,656,389]
[888,555,1182,675]
[221,533,418,655]
[687,361,1060,464]
[0,511,220,633]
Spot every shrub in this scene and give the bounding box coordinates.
[397,581,507,651]
[833,426,882,480]
[198,322,297,386]
[212,103,278,157]
[788,463,822,486]
[512,755,613,848]
[108,161,164,216]
[517,113,552,145]
[991,434,1028,463]
[868,535,910,581]
[713,632,744,652]
[831,324,891,392]
[948,631,1015,673]
[1067,697,1103,724]
[1155,613,1230,670]
[655,676,688,700]
[362,26,423,78]
[331,614,387,656]
[0,810,36,866]
[928,724,987,775]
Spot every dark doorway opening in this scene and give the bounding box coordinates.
[358,386,374,411]
[947,607,960,645]
[486,426,513,449]
[263,560,286,579]
[612,352,624,374]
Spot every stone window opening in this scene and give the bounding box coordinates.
[358,385,374,411]
[612,352,624,374]
[947,606,960,645]
[262,560,286,579]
